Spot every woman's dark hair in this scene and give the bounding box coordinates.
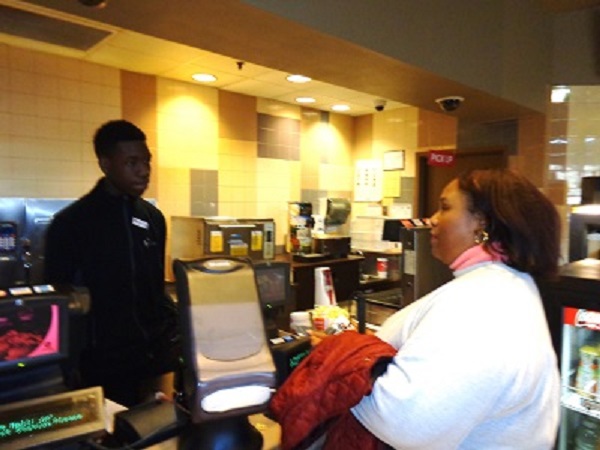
[457,168,561,279]
[93,120,146,158]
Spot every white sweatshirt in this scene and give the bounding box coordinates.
[352,262,560,450]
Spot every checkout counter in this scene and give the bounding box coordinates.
[0,214,452,449]
[0,259,307,450]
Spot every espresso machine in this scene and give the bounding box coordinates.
[358,219,452,328]
[393,222,452,306]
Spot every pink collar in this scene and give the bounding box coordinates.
[449,244,506,272]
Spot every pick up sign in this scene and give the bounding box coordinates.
[428,150,456,167]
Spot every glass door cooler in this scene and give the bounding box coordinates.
[561,306,600,449]
[540,259,600,449]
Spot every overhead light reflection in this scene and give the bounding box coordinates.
[332,104,350,112]
[551,86,570,103]
[192,73,217,83]
[287,74,311,84]
[296,97,316,104]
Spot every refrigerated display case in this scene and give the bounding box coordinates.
[539,259,600,449]
[561,306,600,449]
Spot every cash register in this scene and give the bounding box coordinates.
[0,260,311,450]
[0,284,105,450]
[253,260,311,385]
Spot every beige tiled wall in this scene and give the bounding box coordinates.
[0,44,363,252]
[0,44,120,198]
[121,71,158,198]
[0,43,465,264]
[351,106,456,217]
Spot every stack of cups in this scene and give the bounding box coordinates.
[377,257,388,279]
[314,267,337,306]
[290,311,312,336]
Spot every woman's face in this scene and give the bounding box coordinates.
[430,179,482,265]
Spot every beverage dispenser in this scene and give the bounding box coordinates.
[0,221,19,287]
[0,198,73,287]
[312,198,352,259]
[171,216,276,262]
[382,218,452,306]
[287,202,313,254]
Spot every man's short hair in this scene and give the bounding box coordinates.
[93,120,146,158]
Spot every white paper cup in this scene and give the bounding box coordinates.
[314,267,337,306]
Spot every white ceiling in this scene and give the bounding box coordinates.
[2,0,598,120]
[0,0,406,116]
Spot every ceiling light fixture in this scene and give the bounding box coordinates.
[295,97,316,104]
[192,73,217,83]
[332,104,350,112]
[287,74,311,84]
[551,86,570,103]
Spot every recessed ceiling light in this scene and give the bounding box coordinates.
[332,104,350,112]
[551,86,570,103]
[295,97,316,104]
[287,74,312,83]
[192,73,217,83]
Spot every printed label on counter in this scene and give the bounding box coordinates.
[210,231,223,253]
[229,243,248,256]
[251,230,263,251]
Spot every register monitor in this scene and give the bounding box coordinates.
[253,261,291,339]
[254,261,290,310]
[0,285,105,450]
[0,284,70,404]
[0,386,105,450]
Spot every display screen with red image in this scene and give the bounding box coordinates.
[0,297,67,373]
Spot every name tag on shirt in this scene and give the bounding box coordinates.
[132,217,149,229]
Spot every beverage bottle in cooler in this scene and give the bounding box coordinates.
[574,416,600,450]
[576,345,600,397]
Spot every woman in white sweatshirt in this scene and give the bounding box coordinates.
[352,168,561,449]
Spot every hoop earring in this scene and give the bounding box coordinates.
[474,230,489,245]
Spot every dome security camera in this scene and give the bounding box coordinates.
[79,0,108,7]
[435,96,465,112]
[374,99,387,112]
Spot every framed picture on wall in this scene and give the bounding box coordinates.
[383,150,405,171]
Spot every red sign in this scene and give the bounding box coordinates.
[428,150,456,167]
[564,307,600,331]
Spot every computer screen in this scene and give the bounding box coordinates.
[0,386,105,450]
[254,261,291,310]
[0,285,68,375]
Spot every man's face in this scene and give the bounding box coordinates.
[100,140,151,197]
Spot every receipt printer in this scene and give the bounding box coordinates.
[270,335,312,386]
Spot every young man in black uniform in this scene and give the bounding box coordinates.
[45,120,180,407]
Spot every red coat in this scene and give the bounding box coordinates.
[269,331,397,450]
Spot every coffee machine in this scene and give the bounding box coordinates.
[378,218,451,307]
[358,219,452,328]
[311,198,352,259]
[393,222,452,306]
